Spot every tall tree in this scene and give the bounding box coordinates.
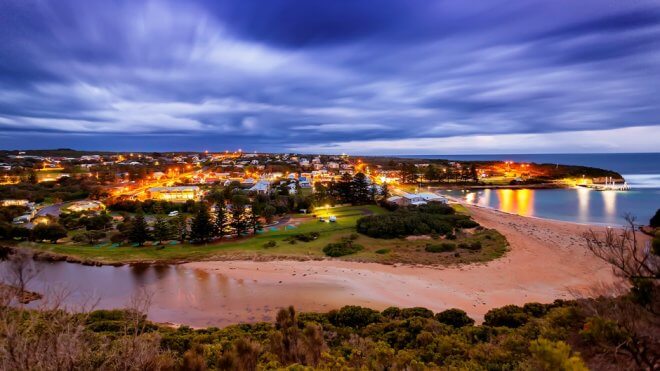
[381,183,390,199]
[214,202,229,238]
[152,216,171,244]
[351,173,370,204]
[189,204,214,243]
[174,214,188,242]
[231,203,249,237]
[129,209,149,246]
[425,165,439,183]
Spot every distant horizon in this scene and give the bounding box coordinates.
[3,148,659,156]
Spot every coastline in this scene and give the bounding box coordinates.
[180,203,630,325]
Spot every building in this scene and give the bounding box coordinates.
[387,192,428,206]
[64,200,106,213]
[1,199,31,207]
[146,186,201,202]
[249,180,271,194]
[417,192,448,203]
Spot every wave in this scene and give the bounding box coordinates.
[622,174,660,188]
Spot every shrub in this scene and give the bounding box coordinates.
[263,240,277,248]
[435,309,475,327]
[400,307,434,319]
[458,243,469,249]
[652,237,660,256]
[110,232,126,244]
[650,209,660,228]
[465,241,482,250]
[323,241,364,257]
[375,248,390,254]
[328,305,381,328]
[484,305,529,328]
[425,243,455,253]
[456,219,479,229]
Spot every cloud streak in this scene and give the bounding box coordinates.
[0,0,658,153]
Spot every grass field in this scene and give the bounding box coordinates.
[15,204,508,266]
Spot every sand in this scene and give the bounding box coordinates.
[184,204,621,323]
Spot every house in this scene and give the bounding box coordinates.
[387,192,427,206]
[146,186,201,202]
[299,176,312,188]
[417,192,448,203]
[249,180,271,194]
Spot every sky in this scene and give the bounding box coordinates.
[0,0,659,154]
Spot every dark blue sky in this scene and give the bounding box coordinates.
[0,0,659,154]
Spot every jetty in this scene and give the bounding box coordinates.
[581,177,630,191]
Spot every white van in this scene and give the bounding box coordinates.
[168,211,179,217]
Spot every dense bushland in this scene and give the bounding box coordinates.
[356,203,478,238]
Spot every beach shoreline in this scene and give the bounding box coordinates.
[182,203,633,324]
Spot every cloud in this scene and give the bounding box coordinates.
[0,0,659,152]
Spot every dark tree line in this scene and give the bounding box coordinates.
[313,172,381,206]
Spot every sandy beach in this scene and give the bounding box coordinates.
[185,204,621,323]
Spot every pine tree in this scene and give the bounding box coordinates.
[153,216,171,244]
[174,214,188,242]
[190,204,213,243]
[231,203,248,237]
[129,209,149,246]
[351,173,370,204]
[214,202,229,238]
[381,183,390,199]
[248,206,262,235]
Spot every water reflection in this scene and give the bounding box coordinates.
[576,187,590,223]
[442,186,658,225]
[498,189,514,213]
[601,191,616,221]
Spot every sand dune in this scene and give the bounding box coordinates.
[185,205,621,323]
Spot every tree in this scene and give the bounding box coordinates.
[248,207,262,235]
[152,216,171,244]
[582,214,659,369]
[189,204,214,243]
[424,165,439,183]
[174,214,188,242]
[213,202,229,238]
[435,308,475,328]
[32,223,67,244]
[650,209,660,228]
[351,173,370,204]
[381,183,390,199]
[231,203,249,237]
[528,338,588,371]
[129,209,149,246]
[261,205,276,224]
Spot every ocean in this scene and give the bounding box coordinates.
[402,153,660,225]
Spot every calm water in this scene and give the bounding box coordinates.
[1,261,378,327]
[420,153,660,225]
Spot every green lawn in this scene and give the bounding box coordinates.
[17,204,508,266]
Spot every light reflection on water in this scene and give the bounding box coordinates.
[442,186,659,225]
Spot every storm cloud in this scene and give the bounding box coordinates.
[0,0,659,153]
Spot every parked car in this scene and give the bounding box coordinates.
[168,211,179,217]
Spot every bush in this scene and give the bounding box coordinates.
[465,241,482,250]
[110,232,126,244]
[484,305,529,328]
[286,232,320,242]
[263,240,277,248]
[652,237,660,256]
[323,241,364,257]
[328,305,381,328]
[456,219,479,229]
[425,243,455,253]
[375,248,390,254]
[31,223,68,243]
[356,204,474,239]
[650,209,660,228]
[435,309,475,327]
